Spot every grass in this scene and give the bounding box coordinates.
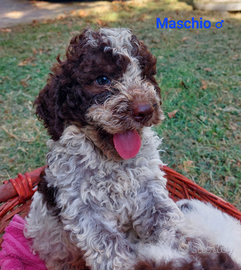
[0,0,240,208]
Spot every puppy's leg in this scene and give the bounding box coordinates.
[25,192,83,270]
[62,210,136,270]
[132,182,182,243]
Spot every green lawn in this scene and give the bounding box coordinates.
[0,0,240,208]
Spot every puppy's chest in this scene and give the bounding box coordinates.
[82,168,142,213]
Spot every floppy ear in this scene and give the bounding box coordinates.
[34,30,90,141]
[34,68,63,141]
[130,35,161,104]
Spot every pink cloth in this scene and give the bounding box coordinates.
[0,214,47,270]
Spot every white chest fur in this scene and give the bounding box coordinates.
[45,125,168,212]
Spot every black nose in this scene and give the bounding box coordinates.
[133,104,154,122]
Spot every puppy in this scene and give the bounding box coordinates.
[24,28,182,270]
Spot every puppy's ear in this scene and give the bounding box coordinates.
[34,69,62,141]
[130,35,161,104]
[34,60,67,141]
[34,30,90,141]
[131,36,157,78]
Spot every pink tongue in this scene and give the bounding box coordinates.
[113,130,141,160]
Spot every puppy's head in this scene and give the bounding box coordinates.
[35,28,164,161]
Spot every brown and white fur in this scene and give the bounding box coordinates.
[24,28,241,270]
[136,199,241,269]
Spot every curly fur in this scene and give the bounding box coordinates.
[135,252,241,270]
[25,126,181,270]
[136,200,241,269]
[25,28,241,270]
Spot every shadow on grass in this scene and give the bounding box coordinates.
[178,0,194,8]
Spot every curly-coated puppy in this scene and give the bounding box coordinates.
[24,28,182,270]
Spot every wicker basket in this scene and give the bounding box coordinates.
[1,165,241,250]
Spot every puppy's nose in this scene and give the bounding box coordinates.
[133,104,154,122]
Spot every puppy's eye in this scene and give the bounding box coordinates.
[96,76,110,85]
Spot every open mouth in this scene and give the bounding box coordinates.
[113,130,141,160]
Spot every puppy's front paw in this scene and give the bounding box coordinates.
[134,206,173,243]
[86,234,136,270]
